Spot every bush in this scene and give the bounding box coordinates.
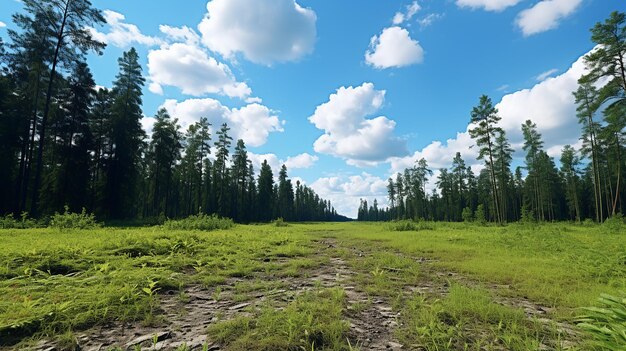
[50,206,101,230]
[387,220,434,232]
[0,212,38,229]
[602,213,624,233]
[273,218,289,227]
[462,207,473,223]
[164,214,234,231]
[475,204,486,225]
[577,294,626,349]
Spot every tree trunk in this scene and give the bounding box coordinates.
[31,0,70,216]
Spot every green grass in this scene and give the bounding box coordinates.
[0,221,624,350]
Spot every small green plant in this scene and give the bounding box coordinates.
[475,204,486,225]
[519,204,535,224]
[577,294,626,349]
[164,214,234,231]
[462,207,474,223]
[273,217,289,227]
[50,206,101,230]
[0,212,38,229]
[387,220,434,231]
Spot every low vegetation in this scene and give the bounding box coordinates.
[0,222,623,350]
[163,214,235,231]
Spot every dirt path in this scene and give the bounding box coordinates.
[32,237,404,351]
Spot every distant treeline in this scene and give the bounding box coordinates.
[0,0,349,223]
[359,12,626,224]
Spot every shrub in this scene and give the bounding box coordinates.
[475,204,486,225]
[0,212,38,229]
[387,220,434,232]
[577,294,626,349]
[273,218,289,227]
[520,204,535,224]
[163,214,234,231]
[50,206,101,230]
[462,207,473,223]
[602,213,624,233]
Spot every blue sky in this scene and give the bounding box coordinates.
[1,0,624,217]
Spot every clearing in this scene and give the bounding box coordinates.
[0,222,624,350]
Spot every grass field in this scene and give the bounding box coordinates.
[0,222,624,350]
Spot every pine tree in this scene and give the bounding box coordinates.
[232,139,251,222]
[257,160,274,222]
[105,48,146,219]
[29,0,106,216]
[469,95,504,224]
[147,108,182,217]
[560,145,582,221]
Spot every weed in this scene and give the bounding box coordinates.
[50,206,101,230]
[577,293,626,349]
[164,214,234,231]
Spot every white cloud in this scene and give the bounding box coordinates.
[159,25,200,45]
[365,26,424,69]
[516,0,582,36]
[389,51,589,180]
[147,42,251,99]
[245,97,263,104]
[456,0,523,12]
[249,152,318,174]
[418,13,444,28]
[309,83,408,166]
[141,117,156,136]
[160,99,283,147]
[87,10,163,48]
[311,173,389,218]
[536,68,559,81]
[285,153,319,169]
[0,21,6,28]
[393,1,421,25]
[198,0,317,65]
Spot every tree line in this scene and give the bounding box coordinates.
[0,0,348,222]
[359,11,626,224]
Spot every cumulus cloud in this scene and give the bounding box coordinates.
[516,0,583,36]
[248,152,318,174]
[456,0,523,12]
[147,42,251,99]
[198,0,317,65]
[87,10,163,48]
[389,51,589,178]
[0,21,6,28]
[160,98,283,147]
[309,83,408,166]
[393,1,421,25]
[365,26,424,69]
[310,173,389,218]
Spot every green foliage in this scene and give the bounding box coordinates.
[475,204,486,224]
[273,218,289,227]
[462,207,473,222]
[387,220,434,231]
[519,204,535,224]
[208,288,349,350]
[577,294,626,349]
[602,214,624,233]
[163,214,234,231]
[0,212,38,229]
[49,207,101,230]
[397,284,541,350]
